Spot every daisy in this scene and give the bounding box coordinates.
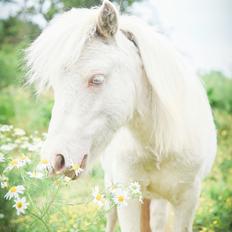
[0,125,13,132]
[4,185,25,200]
[0,153,5,162]
[63,176,72,182]
[19,155,31,166]
[5,158,21,171]
[20,141,31,150]
[0,143,17,152]
[37,159,50,170]
[92,186,105,207]
[112,189,129,207]
[1,181,8,189]
[27,171,44,179]
[129,182,141,195]
[13,197,28,215]
[71,163,84,177]
[14,128,26,137]
[0,175,8,189]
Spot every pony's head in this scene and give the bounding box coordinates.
[26,0,144,173]
[26,0,191,175]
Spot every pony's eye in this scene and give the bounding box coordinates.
[88,74,105,86]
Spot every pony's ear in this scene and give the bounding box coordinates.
[97,0,118,38]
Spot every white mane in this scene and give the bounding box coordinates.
[25,8,98,92]
[119,16,215,157]
[26,7,216,161]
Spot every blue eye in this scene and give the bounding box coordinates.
[89,74,105,86]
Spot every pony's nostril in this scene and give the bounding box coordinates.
[54,154,65,171]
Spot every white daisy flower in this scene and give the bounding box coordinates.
[128,182,143,203]
[5,158,21,171]
[92,186,105,207]
[0,125,13,132]
[0,175,8,189]
[63,176,72,182]
[27,143,41,152]
[27,171,43,179]
[19,155,31,166]
[112,189,129,207]
[20,142,31,150]
[42,133,47,139]
[13,128,26,137]
[5,185,25,200]
[0,143,17,152]
[37,159,50,170]
[1,181,8,189]
[13,197,28,215]
[71,163,84,177]
[0,153,5,162]
[129,182,141,195]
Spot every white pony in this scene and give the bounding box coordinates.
[26,1,217,231]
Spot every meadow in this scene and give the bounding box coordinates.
[0,17,232,232]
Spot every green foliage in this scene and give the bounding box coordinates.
[0,87,53,131]
[0,44,22,88]
[0,17,40,45]
[62,0,101,9]
[202,71,232,114]
[194,110,232,232]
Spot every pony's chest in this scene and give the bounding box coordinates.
[132,157,196,201]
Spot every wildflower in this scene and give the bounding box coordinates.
[0,175,8,189]
[19,155,31,166]
[28,143,42,152]
[0,143,17,152]
[37,159,50,170]
[5,185,25,200]
[20,141,31,150]
[71,163,83,176]
[0,125,13,132]
[13,197,28,215]
[92,186,105,207]
[129,182,141,195]
[128,182,143,202]
[27,171,43,179]
[1,181,8,189]
[63,176,72,182]
[14,128,26,137]
[112,189,128,207]
[42,133,47,139]
[0,153,5,162]
[5,159,21,171]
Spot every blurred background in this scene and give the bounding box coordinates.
[0,0,231,231]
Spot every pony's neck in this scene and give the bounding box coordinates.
[128,72,155,149]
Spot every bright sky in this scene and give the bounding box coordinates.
[131,0,232,77]
[0,0,231,76]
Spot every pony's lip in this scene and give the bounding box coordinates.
[62,154,88,180]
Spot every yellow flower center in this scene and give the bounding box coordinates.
[31,171,36,177]
[72,163,80,171]
[117,195,125,203]
[11,159,18,166]
[21,156,27,160]
[95,194,102,201]
[41,159,48,164]
[10,186,17,193]
[16,202,23,208]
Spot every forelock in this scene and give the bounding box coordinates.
[25,8,98,93]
